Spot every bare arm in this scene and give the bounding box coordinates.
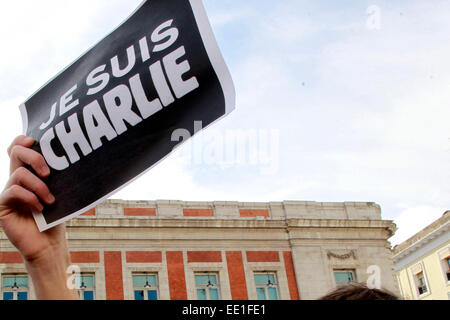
[0,136,78,300]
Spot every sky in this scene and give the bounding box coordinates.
[0,0,448,245]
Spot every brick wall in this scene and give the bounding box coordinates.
[0,249,300,300]
[104,251,124,300]
[166,251,188,300]
[226,251,249,300]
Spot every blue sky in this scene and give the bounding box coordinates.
[0,0,448,245]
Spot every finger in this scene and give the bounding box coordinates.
[7,167,55,205]
[7,136,35,156]
[0,185,44,212]
[9,145,50,177]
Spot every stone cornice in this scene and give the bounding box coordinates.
[392,211,449,259]
[392,219,450,264]
[0,217,396,248]
[0,200,394,244]
[62,217,395,231]
[65,218,287,229]
[286,218,395,230]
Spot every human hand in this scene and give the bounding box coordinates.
[0,135,77,299]
[0,135,64,262]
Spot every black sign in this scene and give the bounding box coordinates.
[19,0,235,231]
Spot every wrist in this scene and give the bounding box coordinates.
[24,242,78,300]
[24,243,71,269]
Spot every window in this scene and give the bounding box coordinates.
[133,274,158,300]
[254,272,279,300]
[74,274,95,300]
[443,256,450,282]
[195,273,220,300]
[334,269,356,285]
[2,275,29,300]
[415,272,428,296]
[437,247,450,284]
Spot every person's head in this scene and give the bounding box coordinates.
[317,282,399,300]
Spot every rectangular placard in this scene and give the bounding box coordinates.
[19,0,235,231]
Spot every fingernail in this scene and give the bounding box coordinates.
[24,137,35,144]
[41,165,50,176]
[47,194,55,204]
[37,203,44,212]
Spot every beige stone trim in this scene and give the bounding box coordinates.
[410,262,423,275]
[437,245,450,260]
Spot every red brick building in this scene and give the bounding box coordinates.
[0,199,397,300]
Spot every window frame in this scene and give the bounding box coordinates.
[437,246,450,286]
[194,272,221,300]
[253,271,280,301]
[74,272,96,300]
[414,271,429,297]
[441,256,450,284]
[132,273,159,301]
[1,274,29,301]
[333,269,357,286]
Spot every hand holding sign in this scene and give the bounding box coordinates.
[0,136,78,299]
[0,136,55,258]
[19,0,235,231]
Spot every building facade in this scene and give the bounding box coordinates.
[393,211,450,300]
[0,200,397,300]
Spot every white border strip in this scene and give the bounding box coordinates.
[190,0,236,114]
[19,103,29,135]
[33,0,235,232]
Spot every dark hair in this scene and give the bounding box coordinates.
[317,282,399,300]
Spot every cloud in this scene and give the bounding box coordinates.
[0,97,27,187]
[389,206,446,245]
[0,0,141,188]
[0,0,447,244]
[114,149,232,202]
[202,1,450,234]
[0,0,142,100]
